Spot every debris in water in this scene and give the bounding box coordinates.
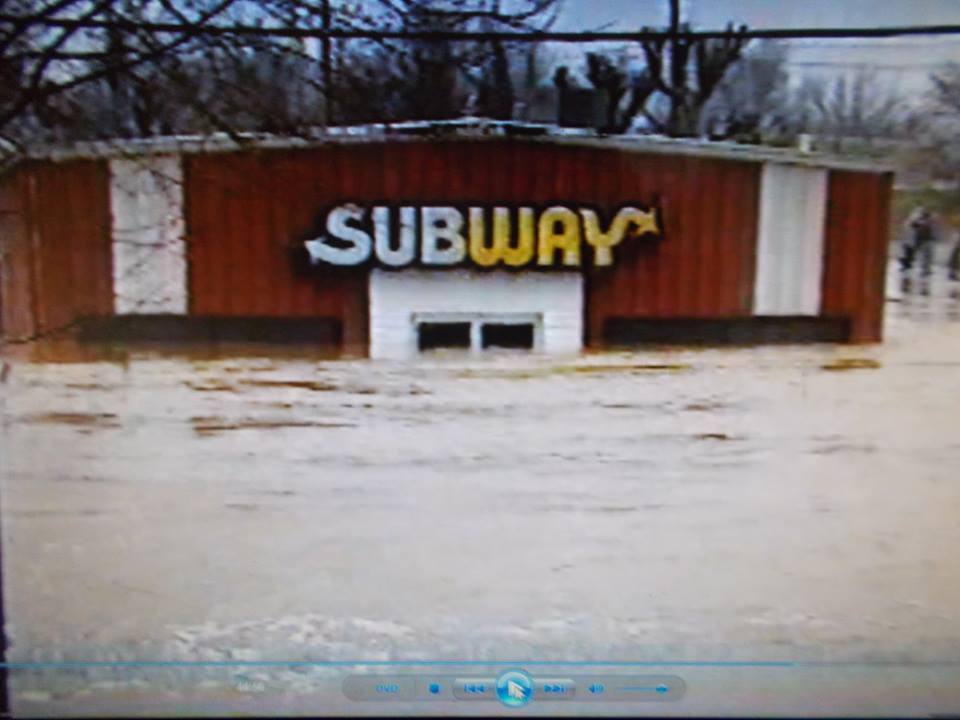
[455,363,693,380]
[570,363,692,374]
[184,379,236,392]
[240,379,338,392]
[454,368,548,380]
[820,358,881,371]
[684,400,726,412]
[21,412,120,428]
[190,416,355,435]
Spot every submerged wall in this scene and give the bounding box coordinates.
[0,138,894,351]
[0,160,113,342]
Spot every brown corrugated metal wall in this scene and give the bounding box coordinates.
[2,141,890,350]
[0,168,33,340]
[185,148,372,350]
[821,170,893,343]
[584,151,761,344]
[0,160,113,341]
[185,141,763,349]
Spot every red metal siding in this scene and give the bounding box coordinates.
[31,160,114,335]
[0,161,112,340]
[186,141,762,349]
[585,152,760,343]
[821,170,893,343]
[185,149,372,350]
[6,141,893,350]
[0,168,35,340]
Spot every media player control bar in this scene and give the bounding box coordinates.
[343,674,685,702]
[577,675,685,701]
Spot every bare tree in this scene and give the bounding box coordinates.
[0,0,353,150]
[931,62,960,115]
[634,22,750,136]
[789,69,905,152]
[702,40,788,142]
[0,0,562,155]
[580,0,750,138]
[359,0,560,121]
[583,52,656,134]
[914,62,960,193]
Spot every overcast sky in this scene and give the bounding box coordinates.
[555,0,960,31]
[552,0,960,98]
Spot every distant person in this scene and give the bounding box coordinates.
[901,207,936,276]
[948,228,960,281]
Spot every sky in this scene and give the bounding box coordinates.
[556,0,960,32]
[552,0,960,98]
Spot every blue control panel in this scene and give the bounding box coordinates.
[342,670,686,707]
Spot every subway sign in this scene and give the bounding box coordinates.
[303,203,661,269]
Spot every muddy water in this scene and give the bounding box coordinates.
[1,267,960,704]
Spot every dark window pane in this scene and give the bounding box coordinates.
[418,322,471,351]
[481,323,534,349]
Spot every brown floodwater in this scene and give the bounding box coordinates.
[1,264,959,714]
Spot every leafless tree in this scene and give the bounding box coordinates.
[353,0,560,121]
[904,62,960,200]
[581,1,750,138]
[789,69,906,152]
[635,21,750,137]
[582,52,655,134]
[0,0,561,156]
[0,0,347,149]
[931,62,960,116]
[701,40,788,142]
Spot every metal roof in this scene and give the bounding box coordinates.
[5,117,895,174]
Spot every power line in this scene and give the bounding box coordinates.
[786,61,953,70]
[786,37,960,46]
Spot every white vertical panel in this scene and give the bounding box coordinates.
[885,257,903,302]
[753,162,828,316]
[369,269,583,359]
[110,155,187,314]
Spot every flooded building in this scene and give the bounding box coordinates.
[0,121,893,358]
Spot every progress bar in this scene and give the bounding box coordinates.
[0,660,795,668]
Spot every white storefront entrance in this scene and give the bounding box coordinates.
[368,269,583,359]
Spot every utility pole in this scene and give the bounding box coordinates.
[667,0,683,84]
[666,0,682,132]
[321,0,334,126]
[0,368,9,716]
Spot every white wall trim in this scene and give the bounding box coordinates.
[109,155,187,315]
[753,162,828,316]
[369,269,583,359]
